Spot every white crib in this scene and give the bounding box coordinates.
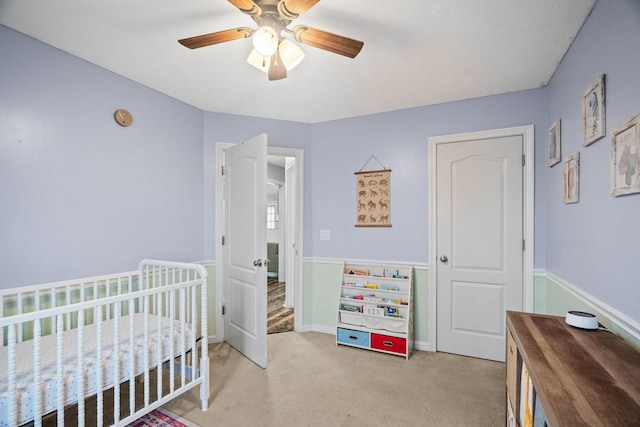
[0,260,209,427]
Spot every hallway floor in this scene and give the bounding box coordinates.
[267,277,294,334]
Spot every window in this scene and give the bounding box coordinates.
[267,203,278,230]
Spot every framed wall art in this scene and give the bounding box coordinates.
[610,114,640,196]
[563,152,580,204]
[355,169,391,227]
[582,74,606,146]
[548,119,561,166]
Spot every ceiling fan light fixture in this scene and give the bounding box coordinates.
[278,39,305,71]
[247,48,270,73]
[252,26,279,56]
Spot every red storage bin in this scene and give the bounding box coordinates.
[371,333,406,355]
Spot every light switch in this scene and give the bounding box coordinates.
[320,229,331,241]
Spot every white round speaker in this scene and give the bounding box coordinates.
[565,310,598,330]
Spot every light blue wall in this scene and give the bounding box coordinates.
[1,0,638,331]
[544,0,640,323]
[199,89,547,267]
[309,91,546,265]
[0,25,205,287]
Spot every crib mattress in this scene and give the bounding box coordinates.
[0,314,195,426]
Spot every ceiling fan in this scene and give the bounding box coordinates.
[178,0,364,81]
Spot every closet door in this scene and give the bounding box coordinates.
[435,134,523,362]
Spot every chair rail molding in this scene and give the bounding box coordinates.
[539,270,640,345]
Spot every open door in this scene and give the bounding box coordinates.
[223,134,268,368]
[283,157,296,308]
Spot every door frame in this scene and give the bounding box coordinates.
[427,125,534,353]
[215,142,305,340]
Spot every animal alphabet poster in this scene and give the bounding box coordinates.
[355,169,391,227]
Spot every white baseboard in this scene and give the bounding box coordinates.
[414,340,432,352]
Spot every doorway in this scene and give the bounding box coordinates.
[266,155,294,334]
[428,126,534,362]
[214,139,304,365]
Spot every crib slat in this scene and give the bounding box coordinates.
[77,310,85,426]
[50,285,56,339]
[34,319,42,427]
[128,298,135,416]
[185,274,191,331]
[169,289,175,394]
[156,290,163,401]
[113,302,121,424]
[56,315,65,427]
[8,324,17,427]
[180,287,186,388]
[65,285,71,332]
[170,268,176,318]
[16,292,23,343]
[143,295,150,407]
[96,307,103,427]
[192,281,198,378]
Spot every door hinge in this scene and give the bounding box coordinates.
[522,154,526,166]
[222,235,225,246]
[222,303,225,316]
[522,239,525,251]
[221,165,225,176]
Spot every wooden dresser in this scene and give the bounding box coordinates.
[506,311,640,426]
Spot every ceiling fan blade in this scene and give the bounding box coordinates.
[178,28,252,49]
[279,0,320,18]
[268,49,287,81]
[292,25,363,58]
[227,0,259,13]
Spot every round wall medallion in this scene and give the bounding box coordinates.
[114,109,133,127]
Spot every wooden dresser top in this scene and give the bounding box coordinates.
[507,311,640,426]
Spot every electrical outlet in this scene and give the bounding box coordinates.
[320,229,331,241]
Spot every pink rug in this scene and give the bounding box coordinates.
[127,408,199,427]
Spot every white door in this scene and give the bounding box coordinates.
[223,134,268,368]
[435,135,523,362]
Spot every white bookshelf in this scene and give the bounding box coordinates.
[336,263,413,359]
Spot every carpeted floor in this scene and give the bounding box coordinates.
[267,277,294,334]
[162,331,506,426]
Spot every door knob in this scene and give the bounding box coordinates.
[253,259,263,267]
[440,255,448,263]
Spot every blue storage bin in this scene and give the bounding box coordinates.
[337,327,370,347]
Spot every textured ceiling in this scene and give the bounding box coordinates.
[0,0,596,123]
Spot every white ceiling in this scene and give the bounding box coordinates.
[0,0,596,123]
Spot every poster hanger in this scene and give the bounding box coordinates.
[358,155,389,172]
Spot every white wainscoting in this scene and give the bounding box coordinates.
[537,271,640,348]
